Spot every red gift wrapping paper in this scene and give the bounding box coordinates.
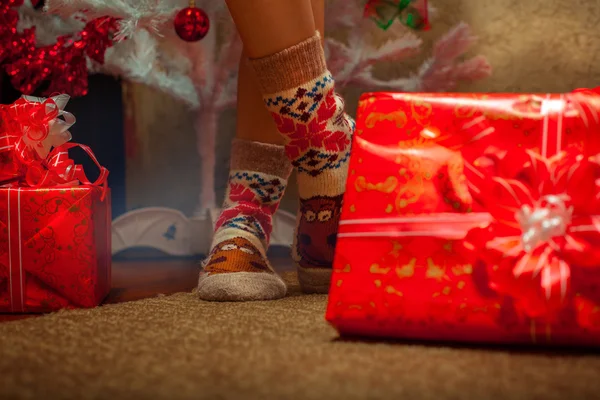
[0,95,111,313]
[326,90,600,346]
[0,186,111,312]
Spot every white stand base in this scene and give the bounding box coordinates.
[111,207,296,256]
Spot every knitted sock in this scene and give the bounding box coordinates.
[249,32,355,294]
[197,139,292,302]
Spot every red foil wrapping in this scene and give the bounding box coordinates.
[0,95,111,313]
[326,90,600,346]
[0,186,111,312]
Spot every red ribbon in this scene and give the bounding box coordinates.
[463,147,600,321]
[26,143,109,200]
[0,96,109,198]
[1,96,59,166]
[460,90,600,321]
[509,92,600,158]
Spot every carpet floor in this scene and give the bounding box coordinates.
[1,272,600,400]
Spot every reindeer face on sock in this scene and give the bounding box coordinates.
[204,237,270,274]
[297,195,344,268]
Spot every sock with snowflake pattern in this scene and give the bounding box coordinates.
[249,32,355,293]
[198,138,292,301]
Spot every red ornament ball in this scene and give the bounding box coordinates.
[174,6,210,42]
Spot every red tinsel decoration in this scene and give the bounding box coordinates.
[0,0,119,97]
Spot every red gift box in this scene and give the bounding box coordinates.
[326,90,600,346]
[0,95,111,313]
[0,186,111,312]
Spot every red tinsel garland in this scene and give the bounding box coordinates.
[0,0,119,97]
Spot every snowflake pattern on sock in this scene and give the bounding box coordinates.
[265,74,334,122]
[265,84,354,177]
[291,148,351,177]
[215,171,288,242]
[229,172,287,203]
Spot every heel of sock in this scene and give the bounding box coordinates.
[297,265,332,294]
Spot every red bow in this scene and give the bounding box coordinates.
[464,146,600,320]
[0,96,108,198]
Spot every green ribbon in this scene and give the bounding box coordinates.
[367,0,428,31]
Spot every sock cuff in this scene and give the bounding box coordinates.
[230,138,293,179]
[248,31,327,95]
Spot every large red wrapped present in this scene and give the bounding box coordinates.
[326,90,600,346]
[0,95,111,313]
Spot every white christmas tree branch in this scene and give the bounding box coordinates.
[325,0,361,32]
[328,27,423,89]
[17,1,83,45]
[45,0,174,39]
[351,67,421,91]
[325,4,491,94]
[452,55,492,82]
[44,0,172,21]
[359,32,422,67]
[417,22,492,91]
[432,21,476,62]
[215,74,238,110]
[214,31,242,111]
[99,29,199,107]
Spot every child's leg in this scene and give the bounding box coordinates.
[198,138,292,301]
[198,45,293,302]
[234,0,324,146]
[226,0,317,59]
[235,49,285,146]
[226,0,355,293]
[199,0,331,301]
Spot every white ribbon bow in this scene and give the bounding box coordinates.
[20,94,75,160]
[516,194,573,252]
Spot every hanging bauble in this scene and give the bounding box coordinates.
[173,0,210,42]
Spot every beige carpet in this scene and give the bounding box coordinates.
[1,272,600,400]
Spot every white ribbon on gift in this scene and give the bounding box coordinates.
[6,188,24,312]
[516,194,573,253]
[20,94,76,160]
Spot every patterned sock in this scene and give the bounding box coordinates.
[249,32,355,294]
[197,139,292,301]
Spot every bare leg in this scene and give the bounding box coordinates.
[235,52,284,145]
[311,0,325,43]
[226,0,316,59]
[198,0,320,301]
[234,0,324,145]
[227,0,355,294]
[199,0,355,301]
